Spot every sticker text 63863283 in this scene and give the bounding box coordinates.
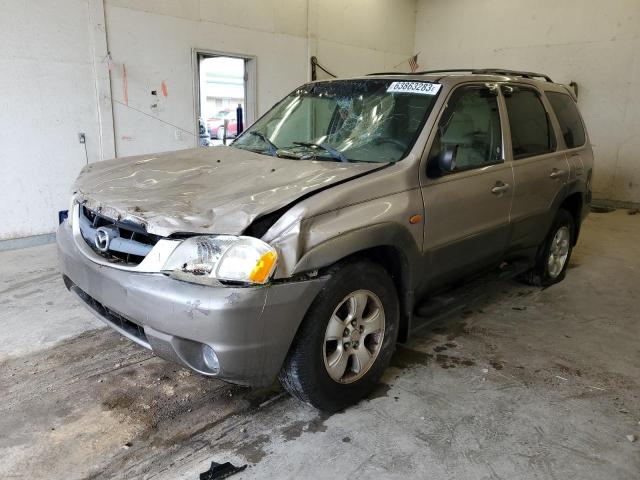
[387,82,441,95]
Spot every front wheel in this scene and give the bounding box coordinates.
[520,209,574,287]
[279,261,399,411]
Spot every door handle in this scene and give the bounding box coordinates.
[549,169,566,179]
[491,181,510,195]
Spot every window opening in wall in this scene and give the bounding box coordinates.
[197,53,252,146]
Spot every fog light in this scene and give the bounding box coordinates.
[202,344,220,373]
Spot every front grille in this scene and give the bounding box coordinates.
[69,281,149,347]
[79,206,160,266]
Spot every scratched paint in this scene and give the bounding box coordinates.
[72,147,379,237]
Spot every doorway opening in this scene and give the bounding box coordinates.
[195,51,256,147]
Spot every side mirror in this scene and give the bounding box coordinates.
[439,145,458,173]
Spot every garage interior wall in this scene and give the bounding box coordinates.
[3,0,640,243]
[0,1,105,243]
[415,0,640,206]
[0,0,417,242]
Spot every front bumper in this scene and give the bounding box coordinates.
[57,220,328,386]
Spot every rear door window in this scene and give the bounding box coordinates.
[546,91,586,149]
[503,86,556,159]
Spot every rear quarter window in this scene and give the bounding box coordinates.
[545,91,586,149]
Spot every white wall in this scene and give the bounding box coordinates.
[1,0,417,240]
[0,0,103,240]
[313,0,417,78]
[415,0,640,205]
[104,0,417,157]
[105,0,307,157]
[5,0,639,242]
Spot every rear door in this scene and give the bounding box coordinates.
[545,90,592,197]
[501,84,570,252]
[420,83,513,288]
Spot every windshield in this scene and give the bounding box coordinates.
[232,79,441,163]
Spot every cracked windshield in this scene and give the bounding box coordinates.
[232,79,440,163]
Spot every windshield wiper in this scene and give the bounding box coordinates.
[292,141,348,163]
[249,131,278,156]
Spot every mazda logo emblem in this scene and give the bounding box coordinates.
[95,227,112,252]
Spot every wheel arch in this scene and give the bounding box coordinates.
[292,223,422,343]
[559,192,583,245]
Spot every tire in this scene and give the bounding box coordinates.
[519,209,575,287]
[279,260,399,412]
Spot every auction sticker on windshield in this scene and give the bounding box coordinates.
[387,82,441,95]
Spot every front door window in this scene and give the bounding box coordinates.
[427,85,502,176]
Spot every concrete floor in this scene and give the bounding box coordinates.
[1,210,639,479]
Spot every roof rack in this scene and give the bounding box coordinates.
[367,68,553,83]
[472,69,553,82]
[367,69,471,76]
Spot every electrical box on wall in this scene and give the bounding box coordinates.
[150,89,166,112]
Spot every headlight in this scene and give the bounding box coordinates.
[68,196,76,227]
[162,235,278,286]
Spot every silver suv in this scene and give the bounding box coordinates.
[58,69,593,411]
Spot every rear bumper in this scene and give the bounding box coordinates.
[57,220,328,386]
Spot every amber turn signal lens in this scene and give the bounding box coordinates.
[249,250,277,283]
[409,214,423,224]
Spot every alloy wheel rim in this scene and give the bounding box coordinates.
[548,226,570,278]
[323,290,385,384]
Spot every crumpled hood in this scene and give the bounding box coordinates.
[73,147,383,237]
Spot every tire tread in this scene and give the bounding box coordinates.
[278,260,398,411]
[518,209,574,287]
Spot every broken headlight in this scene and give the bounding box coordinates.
[162,235,277,286]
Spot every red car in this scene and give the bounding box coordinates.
[207,110,238,139]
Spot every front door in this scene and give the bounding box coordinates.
[420,84,513,290]
[500,84,570,251]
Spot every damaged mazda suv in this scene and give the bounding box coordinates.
[58,70,593,411]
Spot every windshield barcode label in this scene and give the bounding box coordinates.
[387,82,441,95]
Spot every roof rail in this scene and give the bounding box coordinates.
[471,69,553,82]
[367,69,473,76]
[367,68,554,83]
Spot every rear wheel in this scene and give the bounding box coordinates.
[520,209,574,287]
[279,261,399,411]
